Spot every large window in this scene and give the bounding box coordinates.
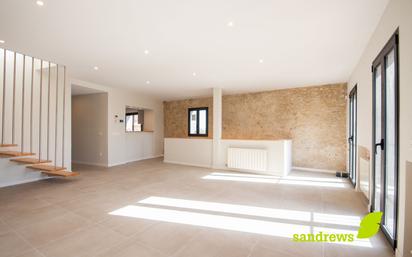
[126,112,142,132]
[188,107,208,136]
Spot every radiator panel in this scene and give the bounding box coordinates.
[227,147,267,172]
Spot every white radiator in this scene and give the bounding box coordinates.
[227,147,267,172]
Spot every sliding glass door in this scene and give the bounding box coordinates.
[372,31,398,248]
[348,86,357,186]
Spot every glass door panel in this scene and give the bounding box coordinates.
[383,48,396,238]
[373,65,382,212]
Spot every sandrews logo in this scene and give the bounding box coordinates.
[293,212,383,243]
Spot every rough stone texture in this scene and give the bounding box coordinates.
[163,83,347,171]
[222,84,347,171]
[163,97,213,139]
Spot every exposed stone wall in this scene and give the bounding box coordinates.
[222,83,347,171]
[163,83,347,170]
[163,97,213,139]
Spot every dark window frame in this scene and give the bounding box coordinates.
[125,112,142,132]
[371,29,399,249]
[187,107,208,137]
[348,85,357,187]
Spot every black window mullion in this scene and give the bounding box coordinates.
[196,110,200,136]
[188,107,208,137]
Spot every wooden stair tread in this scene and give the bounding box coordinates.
[28,164,66,171]
[0,144,18,147]
[0,151,35,157]
[11,158,52,164]
[42,170,79,177]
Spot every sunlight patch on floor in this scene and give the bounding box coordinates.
[313,213,361,227]
[109,195,371,248]
[139,196,361,227]
[110,205,311,238]
[139,196,311,222]
[203,172,349,188]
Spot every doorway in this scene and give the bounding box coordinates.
[71,84,108,167]
[348,86,357,186]
[371,31,399,248]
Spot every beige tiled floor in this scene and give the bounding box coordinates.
[0,158,394,257]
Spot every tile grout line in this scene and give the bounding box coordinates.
[29,221,97,253]
[246,237,260,257]
[167,227,206,257]
[7,227,47,257]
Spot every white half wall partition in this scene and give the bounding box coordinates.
[164,138,292,176]
[164,138,213,168]
[217,139,292,176]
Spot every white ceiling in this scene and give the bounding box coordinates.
[71,84,105,96]
[0,0,389,100]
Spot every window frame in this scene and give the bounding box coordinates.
[125,112,142,132]
[187,107,208,137]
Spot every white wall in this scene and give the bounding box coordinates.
[0,52,71,187]
[164,138,213,168]
[143,109,155,132]
[72,93,108,166]
[347,0,412,255]
[70,79,164,167]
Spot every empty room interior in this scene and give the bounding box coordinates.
[0,0,411,257]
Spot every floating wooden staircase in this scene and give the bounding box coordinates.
[28,164,66,171]
[27,162,79,177]
[28,164,78,177]
[1,145,78,178]
[24,161,79,178]
[1,49,78,180]
[42,170,79,177]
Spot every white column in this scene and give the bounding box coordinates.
[212,88,222,168]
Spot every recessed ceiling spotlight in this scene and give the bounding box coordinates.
[227,21,234,27]
[144,49,149,55]
[146,80,151,84]
[93,66,99,71]
[259,59,264,63]
[192,72,197,76]
[0,40,5,44]
[36,0,44,6]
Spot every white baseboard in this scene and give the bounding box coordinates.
[0,177,50,188]
[108,155,164,167]
[163,160,212,169]
[164,161,283,176]
[213,165,283,176]
[292,166,342,174]
[72,160,108,167]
